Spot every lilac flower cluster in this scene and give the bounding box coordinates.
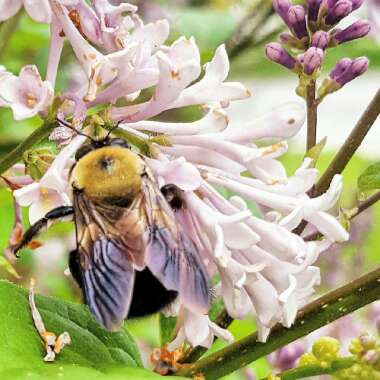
[266,0,370,98]
[0,0,348,347]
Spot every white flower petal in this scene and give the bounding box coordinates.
[24,0,52,23]
[13,182,40,206]
[222,102,305,142]
[0,0,22,22]
[170,45,251,109]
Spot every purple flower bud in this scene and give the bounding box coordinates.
[327,0,339,8]
[335,57,369,86]
[311,31,330,49]
[268,342,305,371]
[350,0,364,10]
[265,42,297,70]
[288,5,308,39]
[303,47,324,74]
[334,20,371,44]
[330,57,352,80]
[325,0,352,25]
[273,0,292,25]
[307,0,323,22]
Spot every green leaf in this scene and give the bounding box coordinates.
[159,313,177,346]
[305,137,327,167]
[0,280,190,379]
[0,256,20,279]
[358,162,380,199]
[0,366,188,380]
[0,280,177,379]
[0,280,142,369]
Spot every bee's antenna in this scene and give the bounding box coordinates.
[105,122,121,140]
[56,118,95,142]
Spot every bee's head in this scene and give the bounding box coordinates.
[75,137,131,161]
[56,118,130,161]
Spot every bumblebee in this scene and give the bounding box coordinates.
[14,135,210,331]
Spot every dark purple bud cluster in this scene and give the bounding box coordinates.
[330,57,369,86]
[266,0,370,98]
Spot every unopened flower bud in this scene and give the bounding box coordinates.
[312,337,340,362]
[269,342,305,371]
[265,42,297,70]
[307,0,323,22]
[303,47,324,74]
[288,5,308,39]
[333,20,371,44]
[325,0,352,26]
[330,57,352,80]
[350,0,364,10]
[23,147,55,180]
[359,333,376,349]
[273,0,292,26]
[298,353,319,366]
[335,57,369,86]
[318,57,368,99]
[311,31,330,49]
[362,349,379,365]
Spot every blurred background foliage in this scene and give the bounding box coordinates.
[0,1,379,379]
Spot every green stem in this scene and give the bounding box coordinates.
[260,357,356,380]
[314,88,380,196]
[0,122,56,175]
[0,11,22,58]
[176,267,380,379]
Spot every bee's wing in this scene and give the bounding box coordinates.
[73,192,136,331]
[141,175,211,314]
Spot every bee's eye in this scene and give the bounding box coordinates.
[109,138,130,149]
[75,145,94,161]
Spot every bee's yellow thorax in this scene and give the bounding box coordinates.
[70,146,144,201]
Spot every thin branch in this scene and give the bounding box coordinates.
[314,88,380,196]
[306,80,317,151]
[176,267,380,379]
[352,190,380,218]
[0,121,56,175]
[226,0,275,59]
[259,357,356,380]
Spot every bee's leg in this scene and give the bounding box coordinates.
[160,184,185,211]
[13,206,74,257]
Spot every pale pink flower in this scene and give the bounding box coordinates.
[0,0,52,23]
[13,136,85,223]
[109,43,250,121]
[168,307,234,350]
[0,65,53,120]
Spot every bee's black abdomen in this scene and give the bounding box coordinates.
[128,268,178,318]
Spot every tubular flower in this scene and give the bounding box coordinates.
[5,0,350,347]
[0,66,53,120]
